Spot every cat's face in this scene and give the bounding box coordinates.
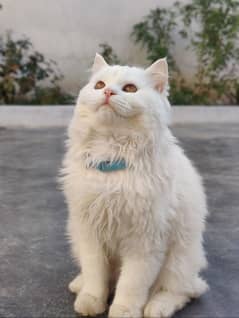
[77,54,170,126]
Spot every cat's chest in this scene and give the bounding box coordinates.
[70,132,157,209]
[67,134,159,239]
[70,160,157,239]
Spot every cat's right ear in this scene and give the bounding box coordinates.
[92,53,108,74]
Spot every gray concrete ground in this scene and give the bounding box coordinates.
[0,124,239,318]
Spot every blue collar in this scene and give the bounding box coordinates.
[93,159,127,172]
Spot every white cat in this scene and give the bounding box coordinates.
[60,53,209,318]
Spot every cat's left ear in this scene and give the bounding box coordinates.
[145,58,168,92]
[92,53,108,74]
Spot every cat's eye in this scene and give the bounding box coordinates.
[95,81,105,89]
[122,83,137,93]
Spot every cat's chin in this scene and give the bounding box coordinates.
[96,105,117,124]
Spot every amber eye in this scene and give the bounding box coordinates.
[122,83,137,93]
[94,81,105,89]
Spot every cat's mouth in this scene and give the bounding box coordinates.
[96,102,128,121]
[97,103,115,112]
[96,98,137,119]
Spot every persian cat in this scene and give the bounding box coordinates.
[60,54,208,318]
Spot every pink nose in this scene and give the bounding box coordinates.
[104,88,116,98]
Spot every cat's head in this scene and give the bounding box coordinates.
[76,53,171,127]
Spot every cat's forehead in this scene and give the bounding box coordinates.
[91,65,148,85]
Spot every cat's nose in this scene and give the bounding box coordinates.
[104,88,116,98]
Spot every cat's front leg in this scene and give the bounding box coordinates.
[109,253,163,318]
[73,228,109,316]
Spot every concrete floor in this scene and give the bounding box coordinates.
[0,124,239,318]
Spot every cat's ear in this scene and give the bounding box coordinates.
[145,58,168,92]
[92,53,108,74]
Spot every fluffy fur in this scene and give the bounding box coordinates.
[60,53,209,318]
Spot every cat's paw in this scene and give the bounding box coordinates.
[74,292,107,316]
[109,303,142,318]
[144,299,172,318]
[68,274,83,293]
[144,292,189,318]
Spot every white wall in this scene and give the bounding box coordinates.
[0,0,192,95]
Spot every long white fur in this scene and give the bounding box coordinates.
[60,54,209,318]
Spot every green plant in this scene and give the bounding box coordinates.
[131,1,239,104]
[10,86,74,105]
[176,0,239,104]
[99,43,120,65]
[131,8,202,105]
[131,8,194,105]
[0,32,73,104]
[131,8,177,70]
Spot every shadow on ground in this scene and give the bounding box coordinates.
[0,124,239,318]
